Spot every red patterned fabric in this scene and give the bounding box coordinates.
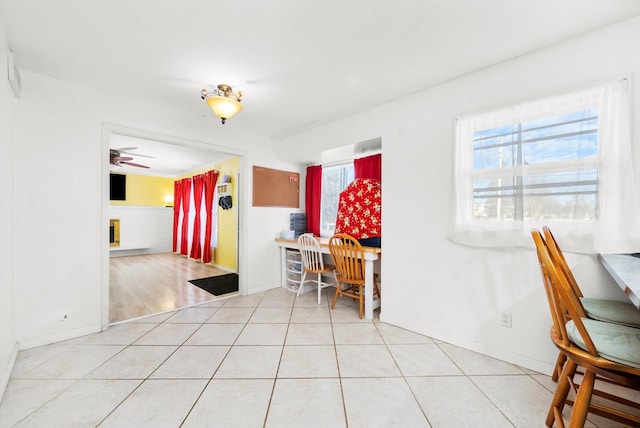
[334,178,381,239]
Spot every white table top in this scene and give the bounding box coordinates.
[598,253,640,309]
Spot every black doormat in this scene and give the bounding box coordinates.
[189,273,239,296]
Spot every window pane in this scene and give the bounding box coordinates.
[521,109,598,165]
[473,170,598,221]
[471,107,599,223]
[473,177,517,220]
[473,124,518,170]
[522,170,598,220]
[320,164,354,236]
[473,109,598,169]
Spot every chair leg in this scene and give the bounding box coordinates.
[297,271,307,297]
[358,285,364,319]
[552,352,567,382]
[317,272,322,305]
[547,359,577,427]
[569,370,595,428]
[331,282,341,309]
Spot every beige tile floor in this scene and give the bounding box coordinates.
[0,287,634,427]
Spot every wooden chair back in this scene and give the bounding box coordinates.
[542,225,584,299]
[531,229,592,352]
[329,233,365,286]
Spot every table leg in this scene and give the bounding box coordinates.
[280,247,287,289]
[364,259,374,320]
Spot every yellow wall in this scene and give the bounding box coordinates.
[110,173,174,207]
[213,157,239,271]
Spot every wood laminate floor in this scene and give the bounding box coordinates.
[109,252,231,323]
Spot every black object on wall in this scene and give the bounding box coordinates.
[219,195,233,210]
[110,173,126,201]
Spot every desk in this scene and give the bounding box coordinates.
[598,254,640,309]
[275,237,382,320]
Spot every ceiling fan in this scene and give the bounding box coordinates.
[109,147,154,169]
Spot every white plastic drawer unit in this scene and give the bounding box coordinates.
[285,249,302,291]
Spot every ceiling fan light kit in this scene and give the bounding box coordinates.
[201,84,243,124]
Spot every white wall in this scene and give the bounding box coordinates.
[13,71,299,348]
[0,17,18,401]
[279,17,640,373]
[108,206,173,256]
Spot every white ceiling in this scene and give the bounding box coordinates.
[109,134,234,177]
[1,0,639,175]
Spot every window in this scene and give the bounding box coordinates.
[472,109,599,221]
[319,163,354,237]
[448,79,637,253]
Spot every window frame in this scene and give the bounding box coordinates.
[319,162,355,238]
[447,79,637,253]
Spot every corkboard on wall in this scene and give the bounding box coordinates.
[252,165,300,208]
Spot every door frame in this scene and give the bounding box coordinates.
[100,123,247,330]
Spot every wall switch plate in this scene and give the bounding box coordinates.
[500,312,512,328]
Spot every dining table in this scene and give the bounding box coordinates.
[598,253,640,309]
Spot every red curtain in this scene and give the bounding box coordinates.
[354,153,381,181]
[202,170,219,263]
[180,178,192,255]
[189,174,205,259]
[172,180,182,252]
[305,165,323,236]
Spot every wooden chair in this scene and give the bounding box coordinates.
[542,226,640,381]
[328,233,380,319]
[531,229,640,427]
[297,233,338,304]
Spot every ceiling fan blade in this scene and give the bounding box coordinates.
[119,150,155,159]
[121,161,150,169]
[114,146,155,159]
[115,156,134,161]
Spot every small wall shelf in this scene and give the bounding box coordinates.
[217,182,232,197]
[109,219,120,247]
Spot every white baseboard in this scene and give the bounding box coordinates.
[18,324,103,351]
[247,282,281,295]
[379,313,554,376]
[211,263,236,273]
[0,342,19,403]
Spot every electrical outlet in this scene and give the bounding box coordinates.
[500,312,512,328]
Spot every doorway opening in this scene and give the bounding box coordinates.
[102,124,245,326]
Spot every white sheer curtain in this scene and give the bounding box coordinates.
[447,79,640,253]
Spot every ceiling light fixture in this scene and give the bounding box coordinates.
[200,84,243,124]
